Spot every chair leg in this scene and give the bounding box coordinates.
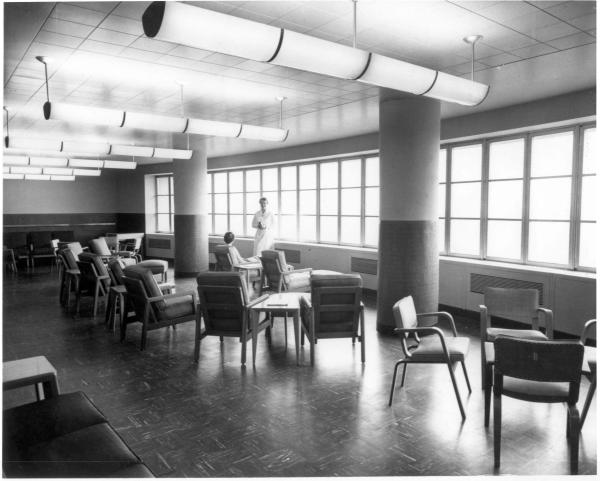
[92,283,100,317]
[461,360,472,393]
[388,360,405,406]
[360,309,365,363]
[220,336,224,342]
[140,324,148,351]
[400,363,408,387]
[493,391,502,468]
[580,374,596,429]
[241,332,247,366]
[447,362,466,420]
[481,343,487,390]
[567,404,580,474]
[484,365,493,427]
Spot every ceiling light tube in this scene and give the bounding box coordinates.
[43,167,73,176]
[142,1,490,106]
[29,157,69,167]
[239,125,289,142]
[3,155,29,166]
[7,137,62,151]
[69,158,104,168]
[103,160,137,169]
[110,144,155,157]
[186,118,242,137]
[25,174,50,180]
[51,175,75,181]
[123,111,187,133]
[153,147,193,159]
[11,166,43,175]
[44,101,125,126]
[4,173,24,180]
[143,1,281,61]
[73,168,101,176]
[62,140,110,155]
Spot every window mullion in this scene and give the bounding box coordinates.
[481,140,489,260]
[570,125,584,269]
[522,134,532,264]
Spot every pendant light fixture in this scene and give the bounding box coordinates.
[142,1,490,106]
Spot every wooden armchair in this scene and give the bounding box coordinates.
[388,295,471,420]
[75,256,111,317]
[300,273,365,365]
[214,245,262,288]
[260,249,311,294]
[89,237,133,263]
[196,271,271,366]
[580,319,596,429]
[122,265,200,360]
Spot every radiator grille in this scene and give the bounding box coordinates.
[470,273,544,304]
[282,249,301,264]
[148,237,172,250]
[351,257,378,275]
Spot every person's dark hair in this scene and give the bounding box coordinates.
[224,232,235,244]
[259,197,268,203]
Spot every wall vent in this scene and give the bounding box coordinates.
[351,257,378,275]
[282,249,301,264]
[148,237,172,250]
[470,273,544,304]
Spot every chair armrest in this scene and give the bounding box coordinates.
[581,319,597,345]
[479,305,489,341]
[292,268,312,274]
[393,326,450,359]
[97,275,110,280]
[417,311,458,336]
[537,307,554,339]
[247,294,270,307]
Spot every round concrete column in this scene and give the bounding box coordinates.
[172,135,209,277]
[377,88,440,333]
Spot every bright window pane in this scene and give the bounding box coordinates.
[214,193,227,213]
[438,218,445,253]
[364,217,379,246]
[214,172,227,193]
[320,216,338,243]
[262,168,278,191]
[207,194,213,214]
[156,176,170,195]
[451,144,482,181]
[229,215,243,235]
[156,214,170,232]
[488,180,523,219]
[320,162,338,188]
[583,128,596,175]
[281,166,297,190]
[341,188,361,215]
[579,222,596,268]
[280,191,297,214]
[156,196,170,213]
[341,159,361,187]
[229,193,243,213]
[365,157,379,186]
[528,221,569,265]
[299,190,316,215]
[262,192,278,214]
[439,149,447,183]
[438,184,446,218]
[214,214,227,234]
[280,215,297,240]
[450,182,481,218]
[529,177,571,220]
[299,164,316,189]
[229,171,243,191]
[531,131,573,177]
[246,170,260,191]
[487,220,521,260]
[246,194,258,214]
[450,219,480,255]
[340,216,361,244]
[245,215,254,236]
[581,175,596,221]
[320,189,338,215]
[489,138,524,179]
[299,215,316,241]
[364,187,379,216]
[207,174,213,194]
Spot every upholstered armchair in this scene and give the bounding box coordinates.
[260,249,311,294]
[214,245,262,288]
[75,254,111,317]
[89,237,134,262]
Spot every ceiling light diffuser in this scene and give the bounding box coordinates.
[29,157,68,167]
[3,155,29,166]
[142,1,490,106]
[103,160,137,169]
[11,166,42,175]
[4,173,24,180]
[68,158,104,168]
[50,175,75,181]
[44,102,124,127]
[62,140,110,155]
[25,174,49,180]
[43,167,73,176]
[110,144,155,157]
[239,125,289,142]
[153,147,193,159]
[73,168,101,176]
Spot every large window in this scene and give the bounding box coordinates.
[439,123,596,271]
[155,174,174,233]
[208,155,380,248]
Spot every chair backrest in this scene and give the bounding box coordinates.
[392,296,418,330]
[214,245,234,271]
[108,259,126,285]
[76,254,110,289]
[260,249,287,290]
[123,265,166,321]
[89,238,112,256]
[196,272,249,334]
[310,273,362,336]
[494,336,583,403]
[60,248,79,270]
[483,287,541,326]
[29,231,52,248]
[66,242,83,258]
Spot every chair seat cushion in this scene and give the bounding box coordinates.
[502,377,570,403]
[137,259,168,275]
[159,295,194,320]
[411,336,470,362]
[487,328,547,342]
[285,272,311,291]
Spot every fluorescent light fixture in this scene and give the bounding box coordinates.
[51,175,75,181]
[186,118,242,137]
[43,167,73,176]
[142,1,490,106]
[69,158,104,168]
[7,137,62,151]
[3,155,29,166]
[29,157,69,167]
[3,166,10,173]
[25,174,50,180]
[103,160,137,169]
[62,140,110,155]
[153,147,193,159]
[73,168,101,176]
[110,144,155,157]
[44,101,124,127]
[123,111,187,132]
[239,125,289,142]
[11,166,43,175]
[3,173,24,180]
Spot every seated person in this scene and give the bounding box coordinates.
[223,232,261,266]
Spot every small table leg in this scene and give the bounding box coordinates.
[293,312,300,366]
[252,310,258,366]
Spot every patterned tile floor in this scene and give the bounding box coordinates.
[3,266,597,477]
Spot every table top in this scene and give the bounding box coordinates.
[3,356,56,385]
[251,292,307,312]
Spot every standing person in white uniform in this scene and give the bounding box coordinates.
[252,197,275,257]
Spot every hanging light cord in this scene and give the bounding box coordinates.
[352,0,358,48]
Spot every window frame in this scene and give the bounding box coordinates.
[154,174,174,234]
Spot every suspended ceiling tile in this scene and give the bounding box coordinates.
[512,42,558,59]
[530,21,580,42]
[88,28,138,46]
[274,18,314,34]
[485,31,539,51]
[237,1,298,19]
[569,14,597,32]
[190,62,230,76]
[99,14,143,35]
[471,1,539,22]
[541,1,597,22]
[478,52,522,67]
[119,47,163,63]
[51,3,108,26]
[156,55,196,69]
[189,1,241,14]
[203,53,245,67]
[277,3,340,29]
[68,2,120,14]
[110,1,152,20]
[27,42,75,63]
[36,30,83,49]
[443,61,489,76]
[43,18,95,38]
[546,31,596,50]
[229,6,278,24]
[79,39,126,56]
[168,45,213,61]
[129,37,177,54]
